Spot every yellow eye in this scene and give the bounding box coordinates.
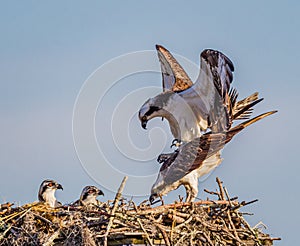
[142,116,147,121]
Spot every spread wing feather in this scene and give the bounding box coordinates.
[155,46,262,134]
[180,49,235,132]
[199,49,234,99]
[156,45,193,92]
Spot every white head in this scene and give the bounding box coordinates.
[150,171,182,205]
[79,186,104,206]
[139,92,174,126]
[149,157,181,205]
[139,91,189,139]
[38,179,63,208]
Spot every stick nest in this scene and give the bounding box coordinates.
[0,177,280,245]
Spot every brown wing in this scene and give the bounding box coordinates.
[156,45,193,92]
[160,133,227,186]
[186,133,227,172]
[200,49,234,99]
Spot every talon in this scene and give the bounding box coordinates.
[172,139,179,145]
[170,139,182,148]
[157,153,171,163]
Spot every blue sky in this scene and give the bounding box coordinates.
[1,1,299,244]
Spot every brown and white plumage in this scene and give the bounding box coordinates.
[139,45,235,139]
[150,111,277,204]
[38,179,63,208]
[79,186,104,206]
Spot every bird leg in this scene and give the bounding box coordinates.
[184,183,198,203]
[189,186,198,203]
[184,184,192,203]
[159,194,164,206]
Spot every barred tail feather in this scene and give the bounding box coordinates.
[233,98,264,120]
[229,90,263,120]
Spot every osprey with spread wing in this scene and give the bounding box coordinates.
[138,45,266,202]
[139,45,258,140]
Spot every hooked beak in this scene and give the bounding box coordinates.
[149,193,160,205]
[98,190,104,196]
[141,119,148,130]
[56,183,63,190]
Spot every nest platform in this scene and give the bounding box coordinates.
[0,177,280,245]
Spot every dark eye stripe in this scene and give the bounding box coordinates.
[145,106,160,116]
[82,192,89,201]
[41,183,52,196]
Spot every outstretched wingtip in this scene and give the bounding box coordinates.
[156,44,164,51]
[201,49,235,72]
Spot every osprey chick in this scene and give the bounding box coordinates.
[38,179,63,208]
[79,186,104,206]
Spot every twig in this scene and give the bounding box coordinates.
[127,200,238,215]
[203,231,214,246]
[0,202,13,211]
[204,189,220,196]
[156,223,171,246]
[103,176,128,246]
[31,211,54,226]
[0,208,32,241]
[175,215,193,229]
[42,229,61,246]
[227,210,243,245]
[81,226,97,246]
[231,199,258,211]
[224,187,232,206]
[170,205,176,242]
[137,218,153,246]
[216,177,225,200]
[236,212,257,238]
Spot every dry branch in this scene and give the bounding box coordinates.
[103,176,127,246]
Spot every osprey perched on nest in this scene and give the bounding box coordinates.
[139,45,270,202]
[71,186,104,207]
[79,186,104,206]
[38,179,63,208]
